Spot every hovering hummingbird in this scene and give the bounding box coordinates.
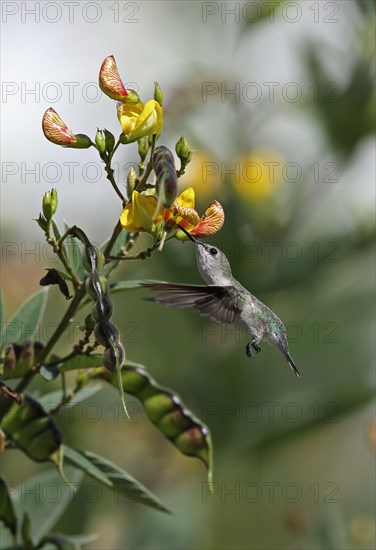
[142,228,300,377]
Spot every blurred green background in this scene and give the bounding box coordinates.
[1,1,375,548]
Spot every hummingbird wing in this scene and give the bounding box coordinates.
[141,283,244,324]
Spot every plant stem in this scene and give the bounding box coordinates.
[135,134,156,192]
[103,220,123,259]
[105,163,126,203]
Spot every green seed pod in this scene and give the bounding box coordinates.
[91,294,114,322]
[143,393,176,423]
[25,423,62,462]
[85,274,108,300]
[94,320,119,348]
[82,245,105,273]
[92,365,212,479]
[157,408,191,439]
[1,395,63,463]
[175,426,208,457]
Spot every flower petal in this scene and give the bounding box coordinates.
[191,200,225,237]
[176,187,195,209]
[99,56,139,103]
[120,192,163,233]
[42,108,76,146]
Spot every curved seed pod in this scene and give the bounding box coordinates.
[91,294,113,322]
[85,273,108,300]
[90,365,213,482]
[152,146,178,208]
[1,395,63,463]
[82,244,105,273]
[82,241,129,419]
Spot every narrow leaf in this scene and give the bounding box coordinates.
[1,288,48,344]
[84,451,170,514]
[0,476,17,536]
[38,385,103,411]
[64,446,113,487]
[59,354,103,373]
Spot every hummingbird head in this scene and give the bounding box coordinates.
[267,326,300,377]
[177,226,233,285]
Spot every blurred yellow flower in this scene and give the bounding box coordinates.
[179,151,221,200]
[233,150,285,199]
[117,100,163,143]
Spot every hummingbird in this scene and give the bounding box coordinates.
[142,227,300,377]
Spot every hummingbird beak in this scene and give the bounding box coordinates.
[286,353,300,377]
[177,225,202,245]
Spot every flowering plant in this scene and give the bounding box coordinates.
[0,55,224,547]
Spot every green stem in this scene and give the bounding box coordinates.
[135,134,156,192]
[103,221,123,259]
[105,163,126,203]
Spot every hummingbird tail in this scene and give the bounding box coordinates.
[286,353,300,377]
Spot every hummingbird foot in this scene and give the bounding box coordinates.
[246,341,261,358]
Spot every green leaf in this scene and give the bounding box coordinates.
[21,513,33,549]
[59,354,103,373]
[38,384,103,412]
[101,229,128,258]
[15,468,82,546]
[83,451,170,514]
[109,279,161,295]
[1,288,48,344]
[64,446,113,488]
[0,476,17,536]
[40,532,98,549]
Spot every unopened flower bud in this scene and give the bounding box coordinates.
[104,129,115,153]
[42,108,92,149]
[127,166,137,195]
[138,137,149,162]
[95,129,106,155]
[175,135,192,165]
[154,81,164,107]
[35,213,48,232]
[42,189,58,220]
[99,56,140,104]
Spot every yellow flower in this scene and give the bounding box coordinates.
[120,191,164,233]
[233,150,284,199]
[117,100,163,143]
[99,55,140,103]
[42,108,92,148]
[120,187,224,240]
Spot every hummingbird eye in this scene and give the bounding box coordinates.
[209,247,218,256]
